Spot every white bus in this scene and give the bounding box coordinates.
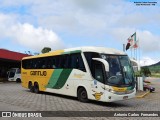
[8,68,21,82]
[21,47,136,102]
[130,59,140,72]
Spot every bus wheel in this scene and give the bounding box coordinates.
[34,82,39,94]
[28,82,34,93]
[16,78,21,83]
[77,87,88,103]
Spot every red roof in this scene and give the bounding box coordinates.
[0,49,30,61]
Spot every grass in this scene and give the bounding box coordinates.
[134,71,160,78]
[149,65,160,72]
[150,73,160,78]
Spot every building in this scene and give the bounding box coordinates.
[0,49,30,81]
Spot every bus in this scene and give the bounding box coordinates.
[21,47,136,102]
[130,59,140,72]
[8,68,21,83]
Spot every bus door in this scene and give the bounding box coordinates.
[91,60,106,101]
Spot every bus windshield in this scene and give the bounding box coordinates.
[8,68,16,78]
[101,54,135,87]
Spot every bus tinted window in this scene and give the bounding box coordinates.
[93,61,104,83]
[69,53,86,72]
[58,55,69,68]
[22,53,85,71]
[84,52,100,76]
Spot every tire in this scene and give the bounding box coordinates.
[34,82,39,94]
[77,88,88,103]
[28,82,34,93]
[16,78,21,83]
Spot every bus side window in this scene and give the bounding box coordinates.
[34,58,39,69]
[93,61,105,83]
[55,56,60,69]
[84,52,100,77]
[22,60,27,69]
[47,57,52,69]
[69,53,86,72]
[52,58,57,69]
[47,56,56,69]
[58,55,69,68]
[41,58,47,69]
[29,60,34,69]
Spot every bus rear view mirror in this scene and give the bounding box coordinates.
[92,58,109,72]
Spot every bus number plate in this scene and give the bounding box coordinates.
[123,96,128,99]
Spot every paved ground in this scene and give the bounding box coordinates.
[0,78,160,120]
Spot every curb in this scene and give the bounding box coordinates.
[136,91,150,98]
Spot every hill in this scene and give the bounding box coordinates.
[148,61,160,67]
[142,61,160,73]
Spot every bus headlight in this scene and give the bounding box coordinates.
[106,88,116,94]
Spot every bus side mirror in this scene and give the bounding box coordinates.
[92,58,109,72]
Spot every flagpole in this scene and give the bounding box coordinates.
[138,38,140,66]
[131,48,132,58]
[136,48,137,60]
[134,48,135,59]
[123,44,125,52]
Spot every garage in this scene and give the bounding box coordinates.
[0,49,29,81]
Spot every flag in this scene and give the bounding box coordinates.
[133,40,138,48]
[126,32,136,50]
[126,39,131,51]
[130,32,136,48]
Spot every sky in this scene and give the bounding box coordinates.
[0,0,159,66]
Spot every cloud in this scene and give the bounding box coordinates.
[0,0,160,56]
[140,56,159,66]
[9,23,65,51]
[137,30,160,53]
[109,27,160,54]
[0,13,17,37]
[0,13,65,52]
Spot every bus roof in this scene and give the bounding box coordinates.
[22,46,126,60]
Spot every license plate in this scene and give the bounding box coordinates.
[123,96,128,99]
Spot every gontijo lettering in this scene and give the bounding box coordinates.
[30,71,47,76]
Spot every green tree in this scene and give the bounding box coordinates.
[41,47,51,53]
[140,67,151,76]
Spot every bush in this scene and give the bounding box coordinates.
[140,67,151,77]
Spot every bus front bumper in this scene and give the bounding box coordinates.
[104,89,136,102]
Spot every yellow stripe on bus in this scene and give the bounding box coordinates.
[22,50,64,60]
